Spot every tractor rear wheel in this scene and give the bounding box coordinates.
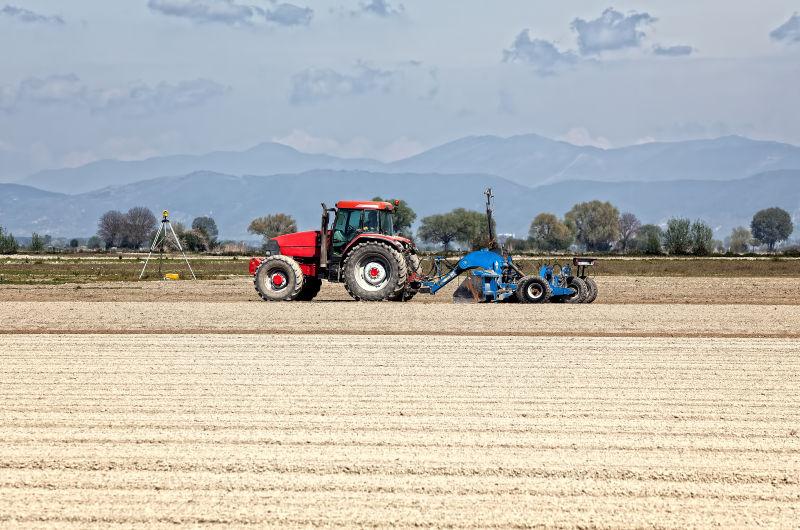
[583,277,598,303]
[564,276,588,304]
[343,242,407,301]
[294,277,322,301]
[254,255,304,301]
[389,253,420,302]
[516,276,552,303]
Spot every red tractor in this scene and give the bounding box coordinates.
[248,200,421,302]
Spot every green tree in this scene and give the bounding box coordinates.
[453,208,492,249]
[503,237,532,252]
[528,213,573,251]
[180,230,209,252]
[751,207,793,251]
[635,224,663,255]
[618,212,641,253]
[418,208,493,250]
[418,213,461,251]
[0,227,19,254]
[69,238,80,249]
[564,200,620,251]
[248,214,298,241]
[29,232,45,253]
[663,218,692,255]
[690,220,714,256]
[372,197,417,235]
[192,216,219,248]
[86,236,103,250]
[727,226,752,254]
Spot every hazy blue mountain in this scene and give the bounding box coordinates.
[388,134,595,186]
[389,134,800,187]
[2,171,532,238]
[19,142,386,194]
[19,134,800,195]
[2,169,799,241]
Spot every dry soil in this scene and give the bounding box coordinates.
[1,279,798,528]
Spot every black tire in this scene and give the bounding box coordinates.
[254,255,304,301]
[564,276,588,304]
[294,277,322,301]
[516,276,552,304]
[583,276,598,304]
[389,253,420,302]
[343,242,407,301]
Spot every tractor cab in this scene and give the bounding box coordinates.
[330,201,395,255]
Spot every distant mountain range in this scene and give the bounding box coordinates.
[2,169,799,239]
[19,143,385,195]
[17,134,800,193]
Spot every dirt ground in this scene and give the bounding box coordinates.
[2,274,800,304]
[1,280,799,527]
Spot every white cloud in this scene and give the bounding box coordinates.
[571,8,655,55]
[353,0,403,18]
[770,13,800,44]
[289,63,395,104]
[503,30,577,75]
[653,44,694,57]
[147,0,313,27]
[61,137,166,168]
[0,4,64,25]
[264,3,312,25]
[289,60,438,104]
[1,75,229,116]
[559,127,612,149]
[273,129,423,161]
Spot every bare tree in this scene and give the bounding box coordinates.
[617,212,641,253]
[97,210,127,248]
[124,207,158,249]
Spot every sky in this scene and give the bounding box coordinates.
[1,0,799,180]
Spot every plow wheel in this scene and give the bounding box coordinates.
[516,276,551,304]
[294,277,322,301]
[583,277,598,303]
[254,255,304,301]
[343,242,407,301]
[564,276,588,304]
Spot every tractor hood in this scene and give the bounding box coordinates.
[272,231,319,258]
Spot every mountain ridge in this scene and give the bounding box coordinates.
[18,134,800,194]
[2,168,799,240]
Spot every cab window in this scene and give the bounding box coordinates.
[332,209,362,253]
[362,210,380,233]
[379,211,394,235]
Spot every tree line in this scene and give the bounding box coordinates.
[0,201,795,255]
[97,208,221,251]
[242,199,795,256]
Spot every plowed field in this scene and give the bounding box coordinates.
[1,279,799,527]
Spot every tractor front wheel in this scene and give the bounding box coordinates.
[254,255,304,301]
[343,242,407,301]
[516,276,552,304]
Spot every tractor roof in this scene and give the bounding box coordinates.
[335,200,394,211]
